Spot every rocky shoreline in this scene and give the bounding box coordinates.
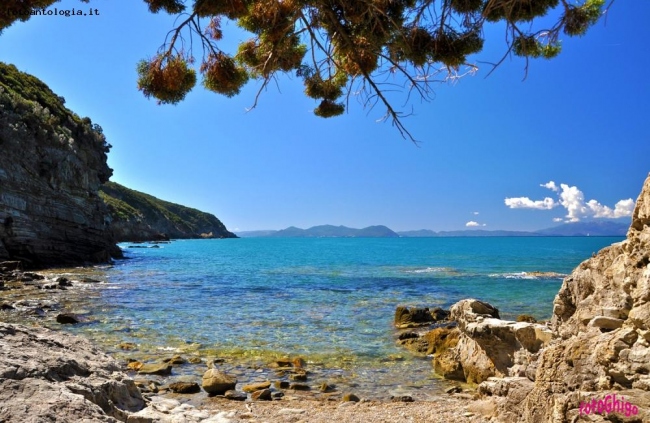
[2,174,650,422]
[0,262,487,422]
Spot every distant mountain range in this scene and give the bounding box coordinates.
[236,220,629,238]
[237,225,399,238]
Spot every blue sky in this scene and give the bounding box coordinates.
[2,0,649,232]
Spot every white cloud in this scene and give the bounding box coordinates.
[586,198,635,219]
[504,197,557,210]
[506,182,635,222]
[553,217,563,222]
[541,181,559,192]
[466,221,486,227]
[558,184,587,222]
[473,211,479,215]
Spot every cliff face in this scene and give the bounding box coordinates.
[99,181,237,242]
[472,174,650,422]
[0,63,120,268]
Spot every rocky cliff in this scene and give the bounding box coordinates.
[476,175,650,422]
[0,63,120,268]
[395,174,650,421]
[99,181,237,242]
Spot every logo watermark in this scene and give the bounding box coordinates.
[7,8,100,19]
[579,393,639,417]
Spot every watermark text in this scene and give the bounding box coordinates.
[580,393,639,417]
[7,8,100,18]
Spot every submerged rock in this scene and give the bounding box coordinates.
[138,362,172,376]
[56,313,80,324]
[394,306,449,329]
[242,380,271,392]
[168,381,200,394]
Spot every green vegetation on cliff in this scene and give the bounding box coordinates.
[99,182,237,241]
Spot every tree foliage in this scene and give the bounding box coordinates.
[2,0,609,141]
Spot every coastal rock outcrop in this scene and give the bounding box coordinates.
[100,181,237,242]
[474,174,650,422]
[0,322,145,422]
[0,63,120,268]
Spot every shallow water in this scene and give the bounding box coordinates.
[1,236,622,399]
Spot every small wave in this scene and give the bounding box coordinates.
[403,267,454,274]
[156,346,180,352]
[490,271,566,279]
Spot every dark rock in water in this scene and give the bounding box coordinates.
[201,369,237,395]
[138,363,172,376]
[289,383,310,391]
[242,381,271,393]
[56,313,79,324]
[23,272,44,280]
[207,358,225,367]
[168,382,200,394]
[30,308,46,317]
[394,305,450,329]
[251,388,272,401]
[163,355,186,365]
[431,307,451,321]
[319,383,335,393]
[445,386,462,394]
[117,342,137,350]
[56,277,72,287]
[289,372,307,381]
[274,380,290,389]
[224,390,247,401]
[271,391,284,400]
[398,332,419,341]
[1,303,14,310]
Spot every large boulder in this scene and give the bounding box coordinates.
[0,323,144,422]
[444,299,552,384]
[201,369,237,395]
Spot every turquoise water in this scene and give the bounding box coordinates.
[56,236,621,398]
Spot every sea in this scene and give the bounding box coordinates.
[21,236,624,399]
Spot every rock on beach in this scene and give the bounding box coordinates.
[0,322,145,422]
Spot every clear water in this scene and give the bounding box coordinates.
[34,237,623,398]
